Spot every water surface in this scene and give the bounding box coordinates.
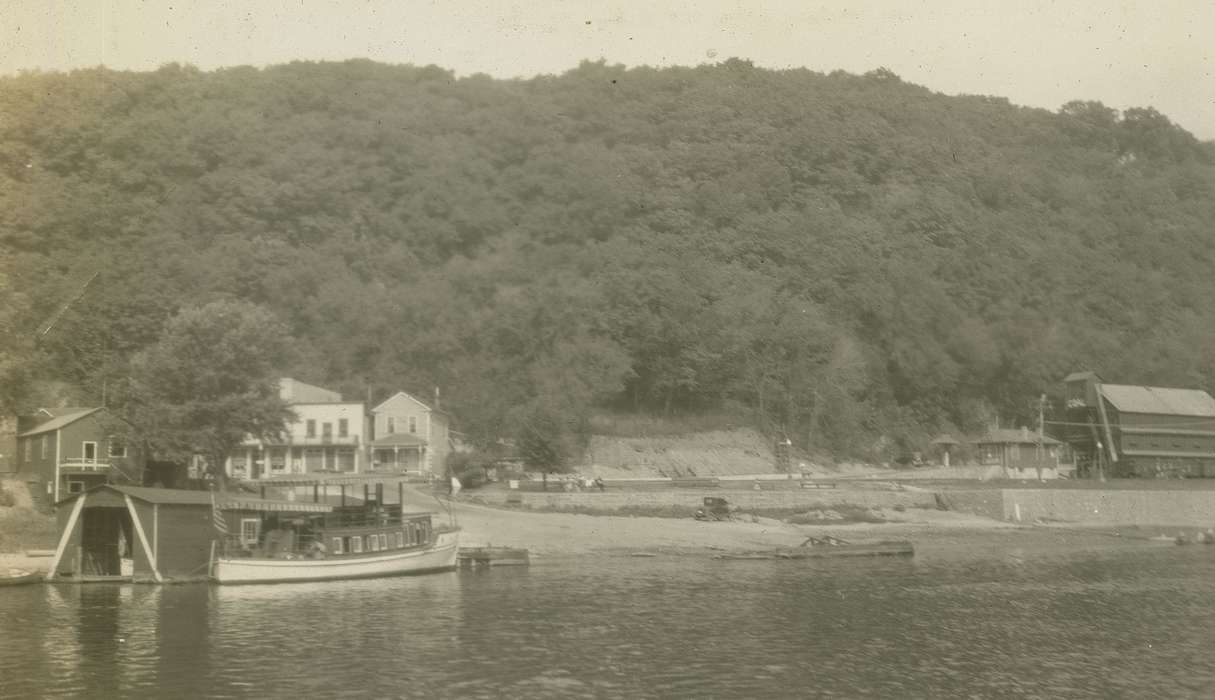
[2,535,1214,698]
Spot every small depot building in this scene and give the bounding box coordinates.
[49,485,331,583]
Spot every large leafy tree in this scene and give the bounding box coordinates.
[127,300,296,488]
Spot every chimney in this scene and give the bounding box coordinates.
[434,386,441,410]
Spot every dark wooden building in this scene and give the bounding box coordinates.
[973,427,1068,476]
[1061,372,1215,478]
[15,407,137,504]
[50,485,332,582]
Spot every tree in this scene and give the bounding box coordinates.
[127,300,296,489]
[515,404,583,491]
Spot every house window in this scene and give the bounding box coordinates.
[67,480,85,494]
[386,417,396,435]
[82,441,97,462]
[368,535,379,552]
[408,417,417,434]
[331,537,343,554]
[338,418,348,437]
[322,422,332,439]
[40,435,48,459]
[351,536,363,553]
[306,420,316,438]
[304,449,324,471]
[109,439,126,458]
[379,533,388,550]
[240,519,261,545]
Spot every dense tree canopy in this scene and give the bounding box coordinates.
[3,59,1214,460]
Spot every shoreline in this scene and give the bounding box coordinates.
[3,495,1192,577]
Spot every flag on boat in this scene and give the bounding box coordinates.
[211,491,228,535]
[450,475,462,497]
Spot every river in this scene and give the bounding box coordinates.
[2,534,1214,698]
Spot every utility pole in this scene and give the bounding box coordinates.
[1036,394,1046,481]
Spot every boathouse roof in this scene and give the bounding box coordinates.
[1099,385,1215,417]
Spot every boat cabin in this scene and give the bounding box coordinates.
[216,502,437,561]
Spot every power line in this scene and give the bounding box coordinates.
[1045,418,1215,429]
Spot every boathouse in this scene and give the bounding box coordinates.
[49,485,332,583]
[1062,371,1215,478]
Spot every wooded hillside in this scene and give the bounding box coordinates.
[3,59,1213,460]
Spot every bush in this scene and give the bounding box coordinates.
[0,506,58,552]
[0,484,14,508]
[448,451,494,488]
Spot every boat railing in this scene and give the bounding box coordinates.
[320,504,408,528]
[218,532,327,560]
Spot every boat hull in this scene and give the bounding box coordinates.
[213,531,459,584]
[2,569,42,586]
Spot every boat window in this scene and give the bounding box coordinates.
[331,537,343,554]
[368,534,379,552]
[351,536,363,553]
[240,519,260,545]
[379,534,388,550]
[396,531,404,548]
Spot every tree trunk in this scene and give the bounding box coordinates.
[209,451,229,492]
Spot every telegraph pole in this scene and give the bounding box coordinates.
[1037,394,1046,481]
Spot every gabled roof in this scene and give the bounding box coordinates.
[1099,384,1215,417]
[974,429,1061,446]
[279,378,343,404]
[372,391,432,413]
[18,408,102,437]
[370,433,428,447]
[56,484,333,512]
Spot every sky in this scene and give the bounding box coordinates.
[1,1,1212,139]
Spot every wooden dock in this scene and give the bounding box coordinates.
[458,547,530,568]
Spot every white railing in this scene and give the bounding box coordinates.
[60,458,111,472]
[242,434,362,447]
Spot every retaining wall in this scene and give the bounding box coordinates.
[1002,489,1215,526]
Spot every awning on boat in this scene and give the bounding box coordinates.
[217,497,333,513]
[243,472,419,488]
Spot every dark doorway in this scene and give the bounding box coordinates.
[80,507,133,576]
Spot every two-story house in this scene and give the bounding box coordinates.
[369,391,450,476]
[226,379,369,479]
[15,407,130,502]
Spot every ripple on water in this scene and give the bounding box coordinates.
[2,545,1215,698]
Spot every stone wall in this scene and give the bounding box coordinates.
[1002,489,1215,527]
